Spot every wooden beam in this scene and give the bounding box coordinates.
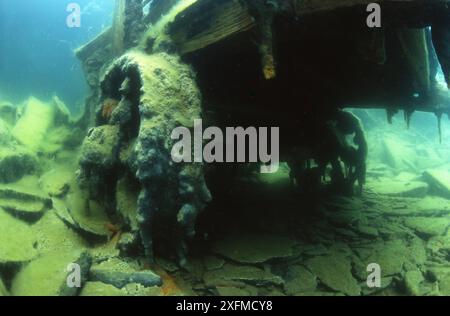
[290,0,450,15]
[75,27,113,62]
[146,0,179,24]
[112,0,126,55]
[169,0,256,55]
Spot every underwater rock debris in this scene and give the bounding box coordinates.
[1,0,448,297]
[305,254,361,296]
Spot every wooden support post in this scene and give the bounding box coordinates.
[258,9,276,80]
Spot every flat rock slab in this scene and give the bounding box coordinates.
[404,217,450,237]
[216,286,257,296]
[0,147,37,183]
[0,208,37,263]
[11,251,91,296]
[203,256,226,271]
[81,281,125,296]
[65,186,111,238]
[12,97,55,152]
[427,235,450,256]
[211,233,296,264]
[357,240,410,277]
[366,178,428,198]
[0,176,52,220]
[381,137,416,171]
[361,277,394,295]
[404,270,425,296]
[352,224,379,239]
[380,196,450,217]
[90,270,162,289]
[203,264,284,288]
[283,265,317,295]
[89,258,162,289]
[39,168,73,198]
[80,281,164,296]
[32,210,87,255]
[305,254,361,296]
[439,274,450,295]
[423,169,450,199]
[0,278,8,296]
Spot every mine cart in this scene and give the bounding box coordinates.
[75,0,450,263]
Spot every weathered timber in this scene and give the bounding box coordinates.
[113,0,127,56]
[75,28,113,62]
[169,0,256,55]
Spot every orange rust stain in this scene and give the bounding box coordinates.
[144,263,184,296]
[101,98,120,120]
[105,222,122,246]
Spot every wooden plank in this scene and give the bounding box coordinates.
[112,0,126,55]
[146,0,179,24]
[75,27,113,62]
[169,0,256,55]
[291,0,450,15]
